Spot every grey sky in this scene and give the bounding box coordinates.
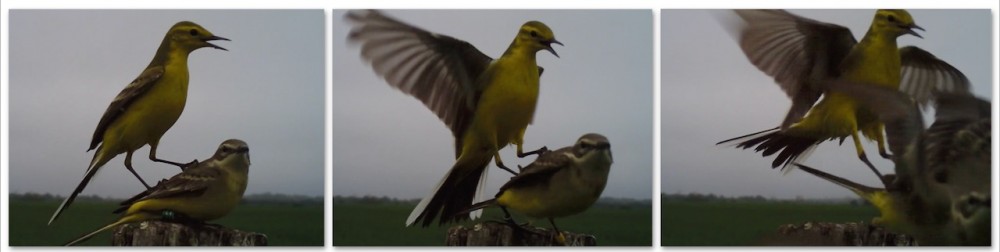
[661,10,992,199]
[8,10,325,198]
[332,10,654,200]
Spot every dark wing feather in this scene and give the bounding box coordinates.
[89,66,164,151]
[733,9,857,129]
[898,46,972,108]
[346,10,494,157]
[497,147,573,195]
[113,164,220,214]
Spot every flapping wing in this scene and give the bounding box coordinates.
[921,93,990,194]
[824,79,922,161]
[733,9,857,128]
[89,66,164,151]
[898,46,972,107]
[346,10,494,145]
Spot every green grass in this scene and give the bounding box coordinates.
[661,201,879,246]
[7,198,324,246]
[333,201,652,246]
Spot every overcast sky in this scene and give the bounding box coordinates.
[661,9,993,199]
[8,10,325,198]
[332,10,654,200]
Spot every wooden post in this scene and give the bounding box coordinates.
[765,222,916,246]
[111,220,268,246]
[446,222,596,246]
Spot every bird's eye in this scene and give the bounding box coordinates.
[189,29,200,36]
[886,15,897,23]
[529,31,538,38]
[221,146,231,153]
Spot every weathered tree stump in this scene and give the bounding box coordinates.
[446,222,596,246]
[767,222,916,246]
[111,220,268,246]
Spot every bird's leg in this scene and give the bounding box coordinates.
[548,218,568,246]
[124,152,153,189]
[875,126,892,159]
[852,132,886,186]
[517,145,549,158]
[149,144,198,171]
[493,152,518,175]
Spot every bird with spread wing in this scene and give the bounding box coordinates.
[717,10,970,181]
[346,10,563,227]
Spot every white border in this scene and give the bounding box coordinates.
[2,0,998,252]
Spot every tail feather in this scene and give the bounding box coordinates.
[65,212,154,246]
[452,198,498,218]
[720,128,822,169]
[717,127,779,146]
[50,148,111,225]
[406,152,491,227]
[793,164,881,196]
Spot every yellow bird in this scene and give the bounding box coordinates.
[50,21,229,225]
[65,139,252,246]
[795,78,990,245]
[718,10,970,179]
[460,133,613,245]
[346,10,562,226]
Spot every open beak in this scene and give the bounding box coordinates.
[905,24,924,39]
[544,39,563,58]
[203,35,231,51]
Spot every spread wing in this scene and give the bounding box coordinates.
[732,9,857,129]
[898,46,972,107]
[921,93,990,195]
[497,147,572,195]
[346,10,493,155]
[89,66,164,151]
[113,163,221,213]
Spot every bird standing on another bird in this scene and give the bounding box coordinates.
[718,10,970,180]
[459,133,613,245]
[65,139,252,246]
[50,21,229,225]
[794,78,990,246]
[346,10,562,226]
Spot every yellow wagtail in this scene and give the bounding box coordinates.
[458,133,613,245]
[50,21,229,225]
[718,10,970,180]
[346,10,562,226]
[65,139,251,246]
[795,78,990,245]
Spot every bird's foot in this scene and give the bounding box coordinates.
[518,146,549,158]
[181,159,199,171]
[496,162,519,175]
[553,231,568,246]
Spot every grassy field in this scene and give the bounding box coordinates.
[334,200,652,246]
[661,200,879,246]
[8,198,324,246]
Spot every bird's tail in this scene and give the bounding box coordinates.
[718,127,821,170]
[406,151,492,227]
[793,164,882,198]
[451,198,498,219]
[49,148,112,225]
[65,212,154,246]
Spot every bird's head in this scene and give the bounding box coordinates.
[214,139,251,168]
[572,133,613,165]
[518,21,563,58]
[168,21,230,52]
[873,9,923,39]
